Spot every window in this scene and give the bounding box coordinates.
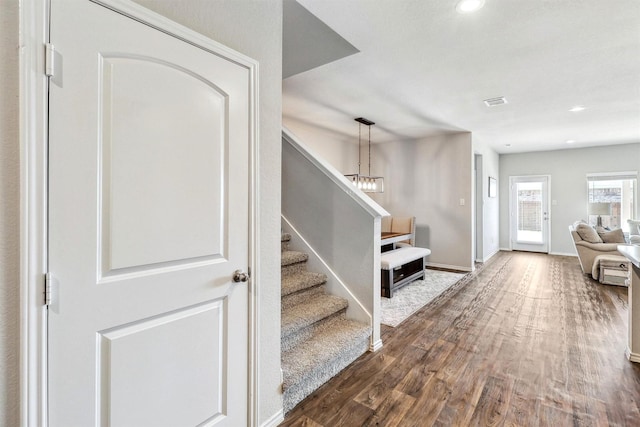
[587,172,637,231]
[517,181,543,242]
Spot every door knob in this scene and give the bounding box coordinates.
[233,270,249,283]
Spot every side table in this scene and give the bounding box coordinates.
[599,257,630,286]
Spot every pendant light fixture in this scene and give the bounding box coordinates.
[345,117,384,193]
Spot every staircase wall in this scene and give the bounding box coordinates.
[282,218,370,327]
[282,129,389,350]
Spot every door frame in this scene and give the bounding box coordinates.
[474,153,484,263]
[508,175,551,253]
[19,1,260,425]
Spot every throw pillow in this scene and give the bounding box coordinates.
[598,228,626,244]
[573,220,587,229]
[575,223,603,243]
[628,219,640,236]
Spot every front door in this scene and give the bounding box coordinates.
[47,1,254,425]
[509,176,550,253]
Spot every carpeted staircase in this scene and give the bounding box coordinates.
[281,233,371,413]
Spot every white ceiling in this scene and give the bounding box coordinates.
[282,0,640,153]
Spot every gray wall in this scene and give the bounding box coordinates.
[499,143,640,255]
[473,139,501,261]
[296,128,476,270]
[371,133,474,271]
[5,1,283,424]
[0,1,20,425]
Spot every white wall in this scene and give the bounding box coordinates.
[372,133,474,271]
[473,139,500,261]
[6,1,283,425]
[499,143,640,255]
[283,119,358,174]
[0,2,20,425]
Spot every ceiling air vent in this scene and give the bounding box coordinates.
[483,96,508,107]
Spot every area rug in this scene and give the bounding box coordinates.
[381,269,466,327]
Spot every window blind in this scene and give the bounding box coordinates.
[586,171,638,181]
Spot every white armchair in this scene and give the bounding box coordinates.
[628,219,640,245]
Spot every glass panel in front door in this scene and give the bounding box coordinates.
[516,182,543,243]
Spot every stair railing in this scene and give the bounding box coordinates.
[282,128,389,350]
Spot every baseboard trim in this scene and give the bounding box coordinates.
[549,251,578,257]
[482,249,500,263]
[626,347,640,363]
[260,409,285,427]
[370,339,383,352]
[425,262,472,272]
[498,247,577,258]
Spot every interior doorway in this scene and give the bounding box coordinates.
[474,154,484,262]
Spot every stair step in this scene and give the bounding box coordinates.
[282,318,370,413]
[282,271,327,297]
[278,236,372,414]
[281,250,308,267]
[282,317,370,387]
[282,271,328,312]
[282,285,326,312]
[281,250,309,276]
[281,303,341,352]
[281,233,291,252]
[281,294,347,340]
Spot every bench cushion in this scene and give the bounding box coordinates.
[381,247,431,270]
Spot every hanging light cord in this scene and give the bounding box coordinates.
[368,125,371,176]
[358,123,362,176]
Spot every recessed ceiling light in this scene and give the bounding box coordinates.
[456,0,486,13]
[569,105,586,112]
[484,96,508,107]
[566,140,576,144]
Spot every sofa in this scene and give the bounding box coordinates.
[569,222,624,276]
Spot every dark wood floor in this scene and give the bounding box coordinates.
[280,251,640,426]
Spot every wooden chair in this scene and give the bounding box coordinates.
[391,216,415,247]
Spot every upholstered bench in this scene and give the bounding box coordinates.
[380,247,431,298]
[592,254,630,286]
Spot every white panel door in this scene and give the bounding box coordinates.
[509,176,550,253]
[47,1,254,426]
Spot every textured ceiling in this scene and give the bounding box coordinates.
[282,0,640,153]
